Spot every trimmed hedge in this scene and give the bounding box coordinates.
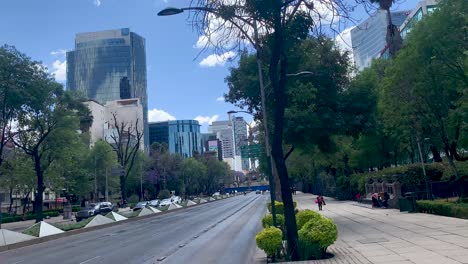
[296,209,322,230]
[256,227,283,258]
[416,200,468,219]
[262,214,285,230]
[267,201,297,215]
[298,217,338,251]
[1,211,60,223]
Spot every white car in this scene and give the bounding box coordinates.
[159,199,172,207]
[171,196,182,204]
[149,199,160,207]
[212,192,221,197]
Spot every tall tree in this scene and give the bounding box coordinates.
[0,45,35,167]
[11,72,85,222]
[106,113,143,201]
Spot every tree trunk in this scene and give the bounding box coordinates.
[430,145,443,162]
[268,1,299,260]
[120,175,127,201]
[33,152,44,223]
[8,187,13,214]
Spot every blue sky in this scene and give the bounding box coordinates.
[0,0,419,131]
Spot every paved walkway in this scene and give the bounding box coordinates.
[282,193,468,264]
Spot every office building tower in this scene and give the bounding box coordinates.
[351,10,409,71]
[148,120,202,158]
[400,0,439,40]
[67,28,148,148]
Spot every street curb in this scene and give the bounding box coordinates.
[0,195,238,253]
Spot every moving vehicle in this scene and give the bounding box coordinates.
[76,202,114,222]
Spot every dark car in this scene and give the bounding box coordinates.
[255,190,261,194]
[76,202,114,222]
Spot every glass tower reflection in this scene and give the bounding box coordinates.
[67,28,148,147]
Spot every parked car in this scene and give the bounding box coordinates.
[133,201,149,211]
[159,199,172,207]
[149,199,160,207]
[76,202,114,222]
[212,192,221,197]
[171,196,182,204]
[255,190,261,194]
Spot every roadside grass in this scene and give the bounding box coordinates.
[22,222,40,237]
[53,217,93,231]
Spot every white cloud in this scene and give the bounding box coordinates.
[216,96,224,102]
[199,51,235,67]
[51,60,66,82]
[194,115,219,125]
[148,108,176,122]
[93,0,101,6]
[50,49,67,56]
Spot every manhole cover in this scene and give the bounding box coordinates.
[357,237,389,244]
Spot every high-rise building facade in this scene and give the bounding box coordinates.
[209,116,250,171]
[67,28,148,148]
[148,120,202,158]
[83,98,145,150]
[400,0,439,40]
[350,10,409,71]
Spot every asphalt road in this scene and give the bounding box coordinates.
[0,193,267,264]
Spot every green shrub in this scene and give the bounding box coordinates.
[298,217,338,250]
[72,205,81,212]
[267,201,297,215]
[262,214,285,230]
[255,227,283,258]
[416,200,468,219]
[128,194,140,204]
[296,210,322,230]
[298,239,323,260]
[2,215,23,223]
[158,189,171,199]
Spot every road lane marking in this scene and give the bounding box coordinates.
[79,256,101,264]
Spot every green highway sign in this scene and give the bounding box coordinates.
[240,144,264,158]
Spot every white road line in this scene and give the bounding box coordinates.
[79,256,101,264]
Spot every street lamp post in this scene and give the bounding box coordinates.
[416,136,431,200]
[159,6,278,226]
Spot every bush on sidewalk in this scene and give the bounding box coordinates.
[262,214,285,230]
[298,216,338,259]
[267,201,297,215]
[296,209,322,230]
[256,227,283,261]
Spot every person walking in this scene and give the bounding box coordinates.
[316,195,326,211]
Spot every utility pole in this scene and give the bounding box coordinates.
[94,153,98,202]
[416,136,431,200]
[105,167,109,202]
[253,19,277,227]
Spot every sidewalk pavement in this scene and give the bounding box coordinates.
[281,192,468,264]
[1,215,75,232]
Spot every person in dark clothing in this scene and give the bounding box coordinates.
[316,195,325,211]
[382,192,390,208]
[371,193,379,208]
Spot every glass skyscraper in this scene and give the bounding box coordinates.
[67,28,148,147]
[350,11,409,71]
[149,120,202,158]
